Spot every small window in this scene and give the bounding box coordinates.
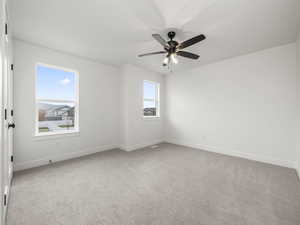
[35,63,79,136]
[143,80,160,117]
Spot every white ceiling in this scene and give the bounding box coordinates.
[10,0,300,74]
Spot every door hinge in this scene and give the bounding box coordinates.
[11,110,13,116]
[10,64,13,70]
[11,155,13,162]
[5,23,8,35]
[4,109,7,120]
[4,194,7,206]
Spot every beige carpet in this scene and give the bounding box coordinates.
[7,143,300,225]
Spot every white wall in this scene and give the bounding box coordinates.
[13,40,120,171]
[166,43,298,168]
[120,64,165,151]
[296,33,300,176]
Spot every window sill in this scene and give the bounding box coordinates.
[33,130,80,141]
[143,116,161,121]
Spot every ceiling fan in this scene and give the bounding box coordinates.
[138,31,206,66]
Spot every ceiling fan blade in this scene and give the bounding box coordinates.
[177,51,200,59]
[138,51,166,57]
[178,34,206,49]
[152,34,169,48]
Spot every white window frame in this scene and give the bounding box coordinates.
[35,63,79,137]
[143,80,160,118]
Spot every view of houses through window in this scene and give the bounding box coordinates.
[143,80,159,117]
[36,64,78,135]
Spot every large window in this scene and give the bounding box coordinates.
[143,80,160,117]
[35,63,79,136]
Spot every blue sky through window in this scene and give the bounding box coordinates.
[37,65,76,101]
[144,101,155,108]
[144,81,156,99]
[143,81,157,108]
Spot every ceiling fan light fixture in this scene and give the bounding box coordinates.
[171,54,178,64]
[163,57,169,65]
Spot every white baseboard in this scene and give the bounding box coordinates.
[14,144,119,171]
[165,138,295,169]
[120,139,164,152]
[14,138,299,178]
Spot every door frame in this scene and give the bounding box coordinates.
[0,0,14,224]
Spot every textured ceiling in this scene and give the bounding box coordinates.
[10,0,300,73]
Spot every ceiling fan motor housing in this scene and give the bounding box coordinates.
[167,31,176,40]
[166,31,178,53]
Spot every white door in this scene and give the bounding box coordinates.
[1,0,14,223]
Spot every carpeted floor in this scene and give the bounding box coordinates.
[6,143,300,225]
